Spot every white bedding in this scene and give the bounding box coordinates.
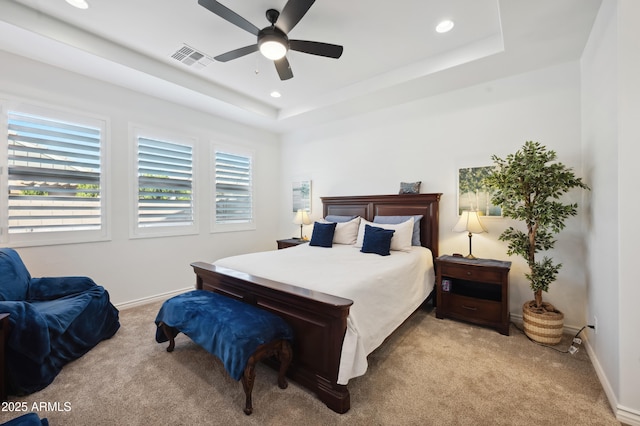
[213,243,435,385]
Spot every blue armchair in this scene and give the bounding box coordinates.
[0,248,120,396]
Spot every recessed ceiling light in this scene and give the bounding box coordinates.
[270,91,282,98]
[66,0,89,9]
[436,20,454,33]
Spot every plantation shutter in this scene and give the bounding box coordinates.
[215,151,252,224]
[137,137,193,228]
[7,111,102,234]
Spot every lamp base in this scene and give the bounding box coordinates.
[465,232,478,260]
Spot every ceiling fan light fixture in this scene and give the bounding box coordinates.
[65,0,89,9]
[258,26,289,60]
[259,40,287,60]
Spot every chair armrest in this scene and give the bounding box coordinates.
[28,276,98,301]
[0,302,50,364]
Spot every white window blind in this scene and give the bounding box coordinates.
[215,150,252,224]
[7,111,102,234]
[137,137,193,228]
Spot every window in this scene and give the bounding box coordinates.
[132,130,196,237]
[1,105,107,246]
[213,148,254,232]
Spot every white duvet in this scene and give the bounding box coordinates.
[214,243,434,385]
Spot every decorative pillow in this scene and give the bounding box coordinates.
[355,217,414,251]
[332,217,360,245]
[309,222,337,248]
[374,215,423,246]
[324,215,358,223]
[399,181,421,194]
[360,225,395,256]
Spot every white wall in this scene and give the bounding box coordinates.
[582,0,640,422]
[280,62,589,329]
[617,0,640,418]
[581,0,620,413]
[0,51,281,306]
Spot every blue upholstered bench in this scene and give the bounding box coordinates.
[154,290,293,415]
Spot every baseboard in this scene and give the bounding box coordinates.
[583,338,640,425]
[115,287,193,311]
[617,406,640,426]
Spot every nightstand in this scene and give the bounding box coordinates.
[276,238,308,249]
[435,255,511,335]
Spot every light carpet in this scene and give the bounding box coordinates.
[0,300,619,425]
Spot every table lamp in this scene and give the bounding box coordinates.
[293,209,311,240]
[453,210,487,259]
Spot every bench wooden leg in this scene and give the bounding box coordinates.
[277,340,292,390]
[241,361,256,415]
[159,323,176,352]
[241,339,292,415]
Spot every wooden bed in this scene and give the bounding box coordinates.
[191,193,441,413]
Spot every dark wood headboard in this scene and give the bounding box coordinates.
[321,193,441,257]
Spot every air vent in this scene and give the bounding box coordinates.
[170,44,213,70]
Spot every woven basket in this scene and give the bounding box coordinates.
[522,301,564,345]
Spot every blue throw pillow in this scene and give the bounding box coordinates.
[361,224,395,256]
[309,222,337,247]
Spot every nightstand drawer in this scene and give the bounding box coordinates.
[446,294,502,323]
[439,263,502,283]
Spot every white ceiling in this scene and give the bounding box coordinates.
[0,0,602,133]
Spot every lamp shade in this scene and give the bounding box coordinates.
[453,210,487,234]
[293,209,312,226]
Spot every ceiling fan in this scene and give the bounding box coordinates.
[198,0,343,80]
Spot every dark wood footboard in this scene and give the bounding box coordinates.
[191,261,354,413]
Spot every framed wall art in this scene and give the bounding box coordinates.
[292,180,311,212]
[457,166,501,216]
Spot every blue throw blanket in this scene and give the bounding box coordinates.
[0,248,120,395]
[155,290,293,381]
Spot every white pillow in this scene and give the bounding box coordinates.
[333,216,360,245]
[355,217,414,251]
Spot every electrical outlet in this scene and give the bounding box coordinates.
[594,316,598,334]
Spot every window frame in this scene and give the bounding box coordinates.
[0,98,110,247]
[211,145,255,233]
[129,125,198,239]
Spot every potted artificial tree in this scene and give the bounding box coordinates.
[484,141,589,344]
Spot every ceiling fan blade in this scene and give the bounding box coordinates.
[214,44,258,62]
[276,0,315,34]
[274,57,293,80]
[198,0,260,36]
[289,40,343,59]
